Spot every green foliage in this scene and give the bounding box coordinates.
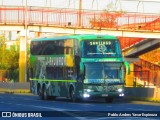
[8,68,19,82]
[0,34,7,69]
[0,34,19,81]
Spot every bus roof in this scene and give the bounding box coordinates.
[31,34,118,42]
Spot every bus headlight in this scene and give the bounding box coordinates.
[119,93,124,97]
[118,88,123,92]
[83,93,90,98]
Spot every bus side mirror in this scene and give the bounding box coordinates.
[124,61,130,75]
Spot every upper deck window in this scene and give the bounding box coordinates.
[81,40,122,58]
[30,39,73,55]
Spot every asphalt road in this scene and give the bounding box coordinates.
[0,93,160,120]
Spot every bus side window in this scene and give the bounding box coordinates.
[44,44,54,55]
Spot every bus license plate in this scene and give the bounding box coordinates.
[102,94,108,97]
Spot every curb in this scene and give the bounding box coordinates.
[0,88,31,94]
[125,96,160,103]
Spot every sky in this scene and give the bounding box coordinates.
[1,0,160,14]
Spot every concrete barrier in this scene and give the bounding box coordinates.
[125,87,160,102]
[0,82,30,93]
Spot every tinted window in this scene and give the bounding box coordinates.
[85,63,123,84]
[82,40,122,58]
[30,39,73,55]
[30,41,43,55]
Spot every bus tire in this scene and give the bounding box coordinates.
[42,85,49,100]
[105,97,114,103]
[50,96,56,100]
[70,86,79,102]
[37,84,43,99]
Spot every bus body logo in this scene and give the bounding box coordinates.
[97,44,106,53]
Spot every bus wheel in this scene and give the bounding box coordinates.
[50,96,56,100]
[105,97,113,103]
[37,85,43,100]
[70,87,79,102]
[42,86,49,100]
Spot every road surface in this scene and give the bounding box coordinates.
[0,93,160,120]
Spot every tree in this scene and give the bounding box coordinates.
[8,43,19,81]
[0,34,8,69]
[90,2,125,29]
[0,34,19,81]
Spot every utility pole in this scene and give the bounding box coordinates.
[78,0,82,27]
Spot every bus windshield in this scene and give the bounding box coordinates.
[82,40,121,58]
[85,63,123,84]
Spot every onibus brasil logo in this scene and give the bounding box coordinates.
[2,112,42,117]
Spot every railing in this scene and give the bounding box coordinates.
[1,6,160,49]
[1,6,160,31]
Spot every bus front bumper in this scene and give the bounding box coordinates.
[80,91,125,99]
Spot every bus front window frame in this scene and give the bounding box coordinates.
[81,40,122,58]
[84,62,124,84]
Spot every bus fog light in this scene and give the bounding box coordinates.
[83,93,90,98]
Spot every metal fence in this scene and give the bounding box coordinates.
[0,6,160,31]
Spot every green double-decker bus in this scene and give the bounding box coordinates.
[30,34,129,103]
